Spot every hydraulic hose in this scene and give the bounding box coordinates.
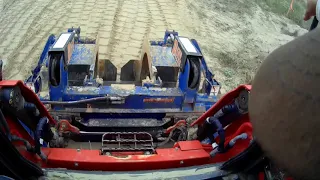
[11,135,33,151]
[207,117,225,153]
[225,133,248,151]
[155,126,188,148]
[35,117,48,160]
[156,130,174,148]
[42,96,123,105]
[213,103,238,119]
[0,109,35,152]
[0,109,10,136]
[24,102,40,116]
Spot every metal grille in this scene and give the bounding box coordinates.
[101,132,154,153]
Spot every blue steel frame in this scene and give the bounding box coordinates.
[26,29,220,113]
[25,35,56,94]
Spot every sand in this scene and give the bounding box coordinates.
[0,0,308,92]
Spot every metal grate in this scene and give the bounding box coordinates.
[101,132,154,153]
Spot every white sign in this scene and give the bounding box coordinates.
[179,37,197,53]
[53,33,72,49]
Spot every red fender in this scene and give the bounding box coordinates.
[191,85,251,126]
[0,80,55,124]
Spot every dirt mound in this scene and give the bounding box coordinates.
[184,0,308,93]
[0,0,307,92]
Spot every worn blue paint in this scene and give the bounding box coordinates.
[49,55,68,101]
[25,35,55,93]
[66,86,182,97]
[69,44,96,65]
[150,46,178,67]
[163,30,178,45]
[191,39,220,95]
[28,28,221,117]
[150,30,178,46]
[178,60,198,104]
[61,86,183,110]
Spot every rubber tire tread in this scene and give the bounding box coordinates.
[188,59,200,89]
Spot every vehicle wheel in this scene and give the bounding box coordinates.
[49,55,61,86]
[188,59,200,89]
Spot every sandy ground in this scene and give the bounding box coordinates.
[0,0,308,92]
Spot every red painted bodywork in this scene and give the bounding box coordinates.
[2,81,253,171]
[0,80,56,146]
[57,120,80,134]
[0,80,55,124]
[191,85,252,127]
[165,119,187,134]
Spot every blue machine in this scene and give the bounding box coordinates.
[25,28,220,140]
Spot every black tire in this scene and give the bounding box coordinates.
[49,55,61,86]
[188,59,200,89]
[236,90,249,113]
[310,17,318,31]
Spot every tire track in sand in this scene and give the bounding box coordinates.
[2,0,55,79]
[16,0,72,80]
[0,0,36,52]
[153,0,170,29]
[4,0,68,79]
[143,0,152,39]
[1,0,176,81]
[147,0,171,40]
[103,0,124,60]
[0,1,32,41]
[97,0,153,79]
[99,0,151,73]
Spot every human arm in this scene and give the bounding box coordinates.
[304,0,318,21]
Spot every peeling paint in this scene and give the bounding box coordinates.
[86,118,164,127]
[150,46,178,67]
[109,155,132,160]
[148,87,168,92]
[69,44,96,65]
[136,154,156,159]
[111,84,135,91]
[67,86,100,95]
[110,84,135,95]
[143,98,175,103]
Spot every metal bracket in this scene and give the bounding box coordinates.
[101,132,154,154]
